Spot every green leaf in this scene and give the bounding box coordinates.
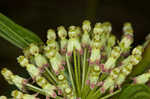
[130,43,150,77]
[0,13,42,49]
[119,84,150,99]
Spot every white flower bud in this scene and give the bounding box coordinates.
[67,28,82,56]
[17,56,29,67]
[130,55,142,65]
[82,20,91,32]
[34,54,48,68]
[93,23,103,35]
[103,22,112,33]
[57,26,67,39]
[88,65,101,89]
[11,90,24,99]
[29,43,39,56]
[100,77,114,93]
[1,68,14,84]
[132,45,143,56]
[47,29,56,40]
[68,26,77,38]
[107,34,116,47]
[102,46,121,72]
[123,22,133,33]
[11,90,38,99]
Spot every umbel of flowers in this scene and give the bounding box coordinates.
[0,20,149,99]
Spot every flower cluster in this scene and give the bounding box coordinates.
[0,20,149,99]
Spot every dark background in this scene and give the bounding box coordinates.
[0,0,150,96]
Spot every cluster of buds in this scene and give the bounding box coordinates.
[99,45,143,93]
[1,20,150,99]
[17,55,57,98]
[1,68,27,91]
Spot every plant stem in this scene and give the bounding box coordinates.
[86,86,98,98]
[45,67,57,84]
[82,48,87,89]
[26,84,46,95]
[73,49,80,96]
[82,67,91,99]
[100,89,121,99]
[77,52,81,88]
[66,54,76,94]
[26,84,63,99]
[43,71,56,85]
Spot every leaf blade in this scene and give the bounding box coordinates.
[119,84,150,99]
[0,13,42,49]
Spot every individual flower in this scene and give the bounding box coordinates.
[11,90,39,99]
[67,26,83,56]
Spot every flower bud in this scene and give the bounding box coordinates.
[67,26,82,55]
[103,22,112,33]
[107,35,116,47]
[100,77,114,93]
[119,34,133,53]
[110,46,121,59]
[68,26,77,38]
[102,46,121,72]
[11,90,23,99]
[116,64,133,87]
[88,65,101,88]
[11,90,39,99]
[34,54,48,68]
[47,29,56,40]
[123,22,133,33]
[57,26,67,39]
[46,40,59,51]
[132,45,143,56]
[29,43,39,56]
[17,56,29,67]
[82,20,91,32]
[1,68,27,90]
[130,55,142,65]
[93,23,103,35]
[36,76,56,98]
[1,68,14,84]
